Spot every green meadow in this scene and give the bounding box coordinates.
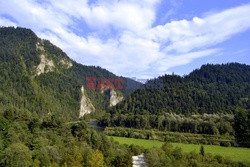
[110,136,250,162]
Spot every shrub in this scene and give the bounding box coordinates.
[220,141,231,147]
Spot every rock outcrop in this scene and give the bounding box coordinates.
[109,89,123,107]
[36,41,45,51]
[60,58,73,69]
[36,54,55,76]
[79,86,95,117]
[35,41,55,76]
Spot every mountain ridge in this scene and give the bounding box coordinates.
[0,27,141,120]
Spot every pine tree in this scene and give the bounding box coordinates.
[200,145,205,156]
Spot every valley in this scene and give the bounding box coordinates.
[0,27,249,167]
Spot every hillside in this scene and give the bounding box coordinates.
[0,27,144,167]
[107,63,250,114]
[99,63,250,135]
[0,27,141,120]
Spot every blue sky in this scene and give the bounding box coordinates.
[0,0,250,78]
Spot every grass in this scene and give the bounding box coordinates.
[110,136,250,162]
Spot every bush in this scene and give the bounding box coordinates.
[220,141,231,147]
[211,141,220,145]
[214,155,223,163]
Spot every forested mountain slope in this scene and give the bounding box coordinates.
[0,27,140,120]
[0,27,145,167]
[100,63,250,135]
[110,63,250,115]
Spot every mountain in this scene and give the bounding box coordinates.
[0,27,141,120]
[108,63,250,115]
[99,63,250,134]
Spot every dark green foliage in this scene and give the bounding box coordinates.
[0,109,133,167]
[234,108,250,147]
[0,27,140,119]
[112,150,133,167]
[100,63,250,135]
[100,112,235,135]
[120,63,249,115]
[129,144,145,155]
[200,145,205,156]
[1,143,33,167]
[104,127,234,146]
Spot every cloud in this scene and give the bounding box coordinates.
[0,17,16,27]
[0,1,250,78]
[155,49,221,73]
[151,4,250,54]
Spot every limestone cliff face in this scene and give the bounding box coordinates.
[109,89,123,107]
[35,42,55,76]
[36,41,45,51]
[79,86,95,117]
[36,54,55,76]
[60,58,73,69]
[34,41,73,76]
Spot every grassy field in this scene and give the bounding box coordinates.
[110,136,250,162]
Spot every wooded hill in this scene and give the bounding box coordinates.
[111,63,250,115]
[100,63,250,136]
[0,27,140,120]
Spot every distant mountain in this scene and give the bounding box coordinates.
[0,27,141,119]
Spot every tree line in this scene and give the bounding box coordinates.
[99,113,234,135]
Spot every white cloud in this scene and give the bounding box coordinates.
[155,49,221,73]
[149,4,250,54]
[0,17,16,27]
[0,1,250,78]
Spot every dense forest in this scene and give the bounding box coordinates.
[99,63,250,146]
[0,27,140,120]
[100,112,235,135]
[105,63,250,115]
[0,108,136,166]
